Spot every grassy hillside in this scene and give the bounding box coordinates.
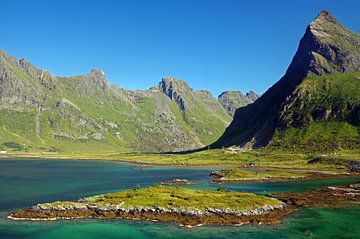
[0,51,231,153]
[270,72,360,153]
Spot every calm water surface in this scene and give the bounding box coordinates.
[0,158,359,239]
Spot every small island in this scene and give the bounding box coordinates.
[8,185,291,227]
[210,168,348,183]
[160,179,194,185]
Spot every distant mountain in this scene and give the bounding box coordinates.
[0,51,231,153]
[212,11,360,152]
[218,90,259,116]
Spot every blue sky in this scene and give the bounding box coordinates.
[1,0,359,96]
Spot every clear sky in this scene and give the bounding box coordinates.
[1,0,359,96]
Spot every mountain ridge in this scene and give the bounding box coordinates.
[211,10,360,151]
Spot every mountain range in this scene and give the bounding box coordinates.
[0,51,257,153]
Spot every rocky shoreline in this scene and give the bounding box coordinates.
[273,183,360,207]
[8,202,292,227]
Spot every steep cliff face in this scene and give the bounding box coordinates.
[212,11,360,151]
[218,90,259,116]
[158,77,188,110]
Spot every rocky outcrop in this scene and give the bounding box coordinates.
[9,199,290,227]
[0,51,48,105]
[160,179,194,185]
[274,183,360,207]
[348,161,360,172]
[246,91,259,102]
[158,77,188,110]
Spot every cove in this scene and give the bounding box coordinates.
[0,158,359,239]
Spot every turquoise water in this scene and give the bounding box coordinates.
[0,158,359,239]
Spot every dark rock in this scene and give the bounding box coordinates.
[348,161,360,172]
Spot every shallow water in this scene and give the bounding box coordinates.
[0,158,359,239]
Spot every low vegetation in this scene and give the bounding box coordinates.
[3,147,359,173]
[83,185,282,210]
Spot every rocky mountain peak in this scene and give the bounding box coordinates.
[160,77,192,92]
[245,91,259,102]
[286,10,360,78]
[85,69,109,91]
[308,10,359,51]
[312,10,337,26]
[159,77,189,110]
[90,69,106,79]
[218,90,259,116]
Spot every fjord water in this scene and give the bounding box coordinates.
[0,159,359,239]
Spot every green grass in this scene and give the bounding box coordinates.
[7,147,358,173]
[270,122,360,153]
[43,185,282,211]
[272,72,360,153]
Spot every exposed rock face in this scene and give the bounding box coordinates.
[218,90,259,116]
[246,91,259,102]
[0,51,53,105]
[158,77,187,110]
[212,10,360,150]
[88,69,109,91]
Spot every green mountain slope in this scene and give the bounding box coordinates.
[0,52,232,153]
[212,11,360,152]
[270,72,360,152]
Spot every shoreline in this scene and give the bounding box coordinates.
[6,185,292,227]
[0,154,234,167]
[8,204,293,227]
[273,183,360,207]
[8,183,360,227]
[0,153,354,170]
[2,154,358,184]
